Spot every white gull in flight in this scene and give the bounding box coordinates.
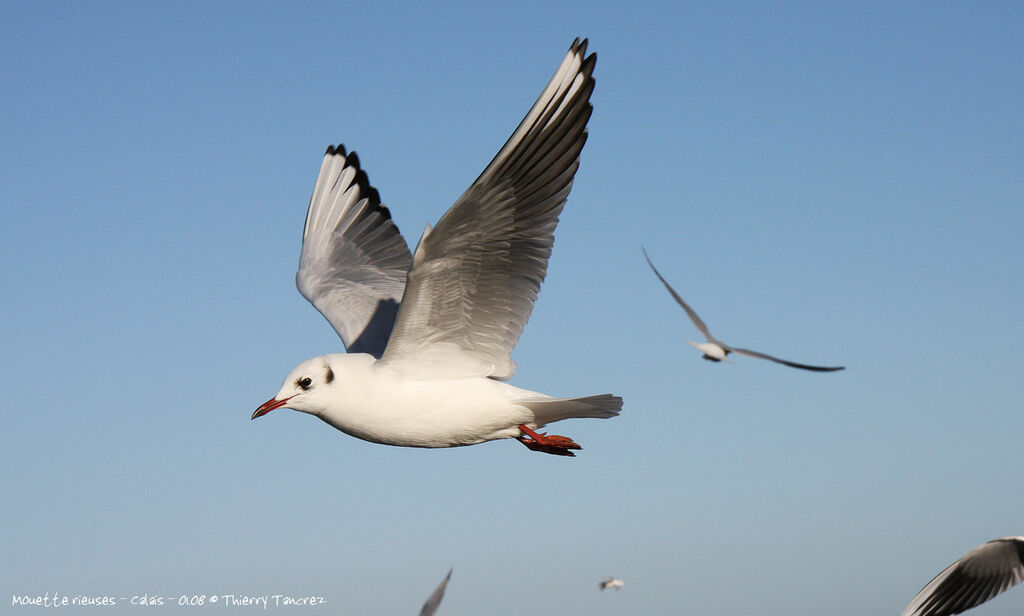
[598,576,624,591]
[252,39,621,456]
[643,249,844,372]
[901,536,1024,616]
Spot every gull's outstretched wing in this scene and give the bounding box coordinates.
[381,38,596,379]
[727,346,845,372]
[902,537,1024,616]
[419,568,452,616]
[296,145,412,358]
[643,249,715,342]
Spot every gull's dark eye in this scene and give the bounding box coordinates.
[298,377,313,390]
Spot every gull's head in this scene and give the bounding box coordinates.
[252,356,338,420]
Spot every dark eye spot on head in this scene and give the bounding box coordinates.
[325,367,334,384]
[298,377,313,390]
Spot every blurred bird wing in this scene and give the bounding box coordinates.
[728,346,845,372]
[643,248,715,342]
[419,568,452,616]
[901,537,1024,616]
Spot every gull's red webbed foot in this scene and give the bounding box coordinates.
[517,424,582,457]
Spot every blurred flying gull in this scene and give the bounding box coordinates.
[599,576,624,591]
[643,249,844,372]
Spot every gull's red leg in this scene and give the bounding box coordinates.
[517,424,582,457]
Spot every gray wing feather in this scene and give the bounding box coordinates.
[642,248,715,341]
[296,145,412,357]
[902,538,1024,616]
[419,569,452,616]
[382,39,596,378]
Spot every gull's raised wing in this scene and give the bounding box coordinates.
[727,346,845,372]
[902,537,1024,616]
[296,145,412,358]
[643,248,716,342]
[381,38,596,379]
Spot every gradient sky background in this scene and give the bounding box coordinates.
[3,2,1023,615]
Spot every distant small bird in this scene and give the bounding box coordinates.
[599,576,624,591]
[901,536,1024,616]
[251,39,622,457]
[419,569,452,616]
[643,249,845,372]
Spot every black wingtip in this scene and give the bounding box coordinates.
[569,37,596,65]
[570,37,596,69]
[796,364,846,372]
[323,147,383,209]
[810,364,846,372]
[322,147,399,233]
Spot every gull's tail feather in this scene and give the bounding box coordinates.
[518,394,623,427]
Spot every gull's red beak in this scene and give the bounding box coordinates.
[252,396,292,420]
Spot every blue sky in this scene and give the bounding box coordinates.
[3,2,1023,614]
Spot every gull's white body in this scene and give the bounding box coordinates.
[277,354,614,448]
[687,340,729,362]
